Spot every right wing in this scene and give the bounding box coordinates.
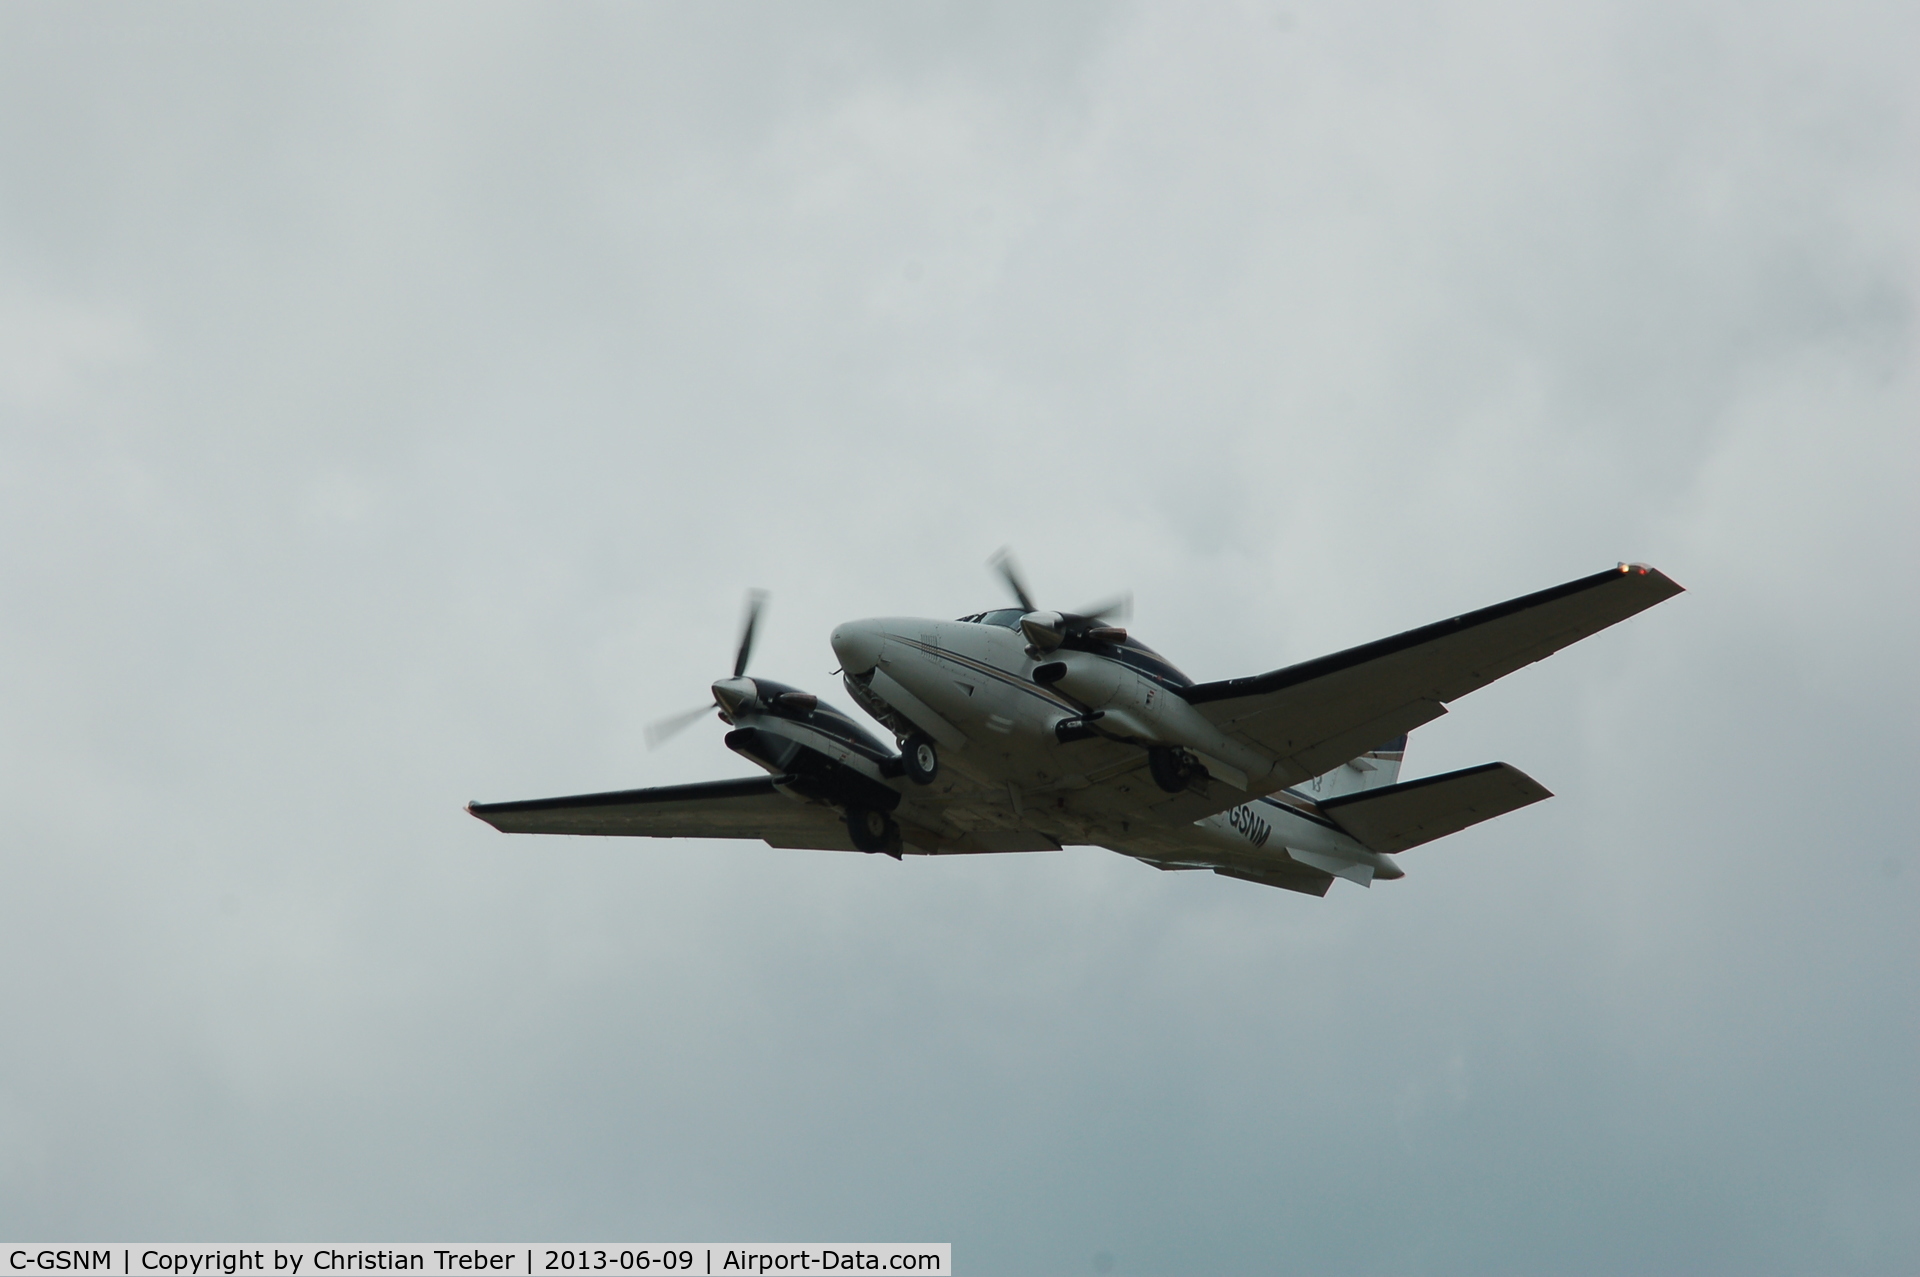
[1177,564,1683,795]
[467,775,858,851]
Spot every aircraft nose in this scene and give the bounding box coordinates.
[831,620,885,675]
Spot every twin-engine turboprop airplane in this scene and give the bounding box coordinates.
[468,559,1683,896]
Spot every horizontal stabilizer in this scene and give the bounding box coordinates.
[1317,761,1550,854]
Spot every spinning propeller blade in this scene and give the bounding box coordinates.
[989,548,1037,613]
[644,703,715,750]
[991,550,1134,650]
[1074,592,1133,624]
[734,589,767,678]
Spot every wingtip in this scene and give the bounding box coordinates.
[1618,561,1686,594]
[466,800,510,833]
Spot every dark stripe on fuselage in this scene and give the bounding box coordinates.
[890,636,1083,715]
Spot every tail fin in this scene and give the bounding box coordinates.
[1298,734,1407,801]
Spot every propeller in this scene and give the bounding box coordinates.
[645,589,768,749]
[643,703,714,750]
[1072,591,1133,625]
[988,550,1133,649]
[989,548,1038,613]
[732,588,765,678]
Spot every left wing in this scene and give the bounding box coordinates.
[468,775,858,851]
[468,774,1062,855]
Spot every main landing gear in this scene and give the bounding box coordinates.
[1147,745,1208,794]
[846,804,903,858]
[901,733,939,785]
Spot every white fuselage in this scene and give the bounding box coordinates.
[833,614,1150,788]
[829,613,1402,882]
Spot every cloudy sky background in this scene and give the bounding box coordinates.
[2,2,1914,1272]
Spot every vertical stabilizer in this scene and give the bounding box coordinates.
[1298,734,1407,801]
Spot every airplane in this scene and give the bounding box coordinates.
[468,559,1683,896]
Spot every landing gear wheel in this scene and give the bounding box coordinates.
[1147,745,1205,794]
[846,805,902,857]
[902,734,939,785]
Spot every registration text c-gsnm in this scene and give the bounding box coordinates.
[10,1255,114,1273]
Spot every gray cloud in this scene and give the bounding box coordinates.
[1,2,1914,1273]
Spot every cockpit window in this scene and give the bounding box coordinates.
[955,609,1027,628]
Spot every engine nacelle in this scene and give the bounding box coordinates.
[716,677,905,812]
[724,726,899,813]
[1035,651,1266,791]
[1032,656,1121,704]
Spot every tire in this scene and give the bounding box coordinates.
[902,734,939,785]
[846,804,900,855]
[1147,745,1201,794]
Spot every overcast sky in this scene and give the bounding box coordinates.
[1,3,1915,1273]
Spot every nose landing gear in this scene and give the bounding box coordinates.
[901,733,939,785]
